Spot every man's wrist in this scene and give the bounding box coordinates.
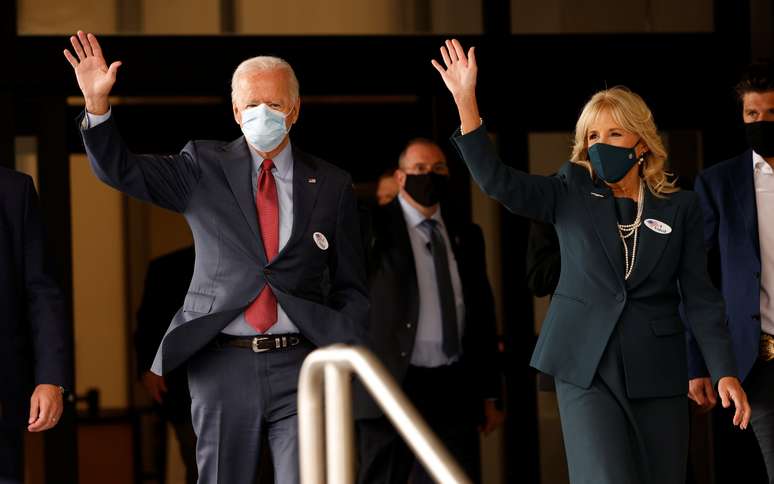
[85,97,110,115]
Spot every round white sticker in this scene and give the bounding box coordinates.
[644,218,672,235]
[313,232,329,250]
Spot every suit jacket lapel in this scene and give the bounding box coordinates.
[626,189,677,289]
[583,184,626,286]
[732,150,761,263]
[388,200,420,321]
[218,137,266,264]
[281,148,321,255]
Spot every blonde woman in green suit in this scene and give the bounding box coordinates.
[432,39,751,484]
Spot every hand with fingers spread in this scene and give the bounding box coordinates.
[28,384,64,433]
[63,30,122,115]
[718,376,751,429]
[431,38,482,135]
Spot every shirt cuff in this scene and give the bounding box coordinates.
[81,107,112,129]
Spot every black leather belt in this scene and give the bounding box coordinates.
[213,333,308,353]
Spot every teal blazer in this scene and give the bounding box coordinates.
[452,127,737,398]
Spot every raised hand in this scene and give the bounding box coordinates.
[431,39,481,134]
[431,39,477,101]
[63,31,122,115]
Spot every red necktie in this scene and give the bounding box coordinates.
[245,158,279,333]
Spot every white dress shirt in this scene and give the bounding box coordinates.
[398,195,465,367]
[85,109,299,335]
[754,151,774,335]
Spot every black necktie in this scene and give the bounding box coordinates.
[421,219,460,358]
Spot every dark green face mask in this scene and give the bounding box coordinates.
[587,141,641,183]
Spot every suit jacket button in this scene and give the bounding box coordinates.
[263,268,271,276]
[753,314,761,321]
[406,323,412,329]
[400,351,407,357]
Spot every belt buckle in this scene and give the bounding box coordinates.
[760,334,774,362]
[252,336,271,353]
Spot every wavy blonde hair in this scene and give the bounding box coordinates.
[571,86,678,197]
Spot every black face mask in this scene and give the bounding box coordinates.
[745,121,774,158]
[403,173,449,207]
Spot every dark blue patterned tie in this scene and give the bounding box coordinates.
[421,219,460,358]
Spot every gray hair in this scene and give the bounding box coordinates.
[231,56,300,104]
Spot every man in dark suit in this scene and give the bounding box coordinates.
[64,31,369,484]
[355,139,504,484]
[0,168,71,483]
[136,245,198,484]
[691,60,774,482]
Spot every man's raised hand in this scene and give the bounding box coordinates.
[63,31,121,115]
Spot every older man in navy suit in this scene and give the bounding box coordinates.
[691,60,774,482]
[64,31,368,484]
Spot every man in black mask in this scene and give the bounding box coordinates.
[691,60,774,483]
[354,138,504,484]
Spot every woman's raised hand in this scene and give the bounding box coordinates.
[431,39,477,100]
[431,39,481,134]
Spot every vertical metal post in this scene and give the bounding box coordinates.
[324,363,354,484]
[298,359,325,484]
[298,345,472,484]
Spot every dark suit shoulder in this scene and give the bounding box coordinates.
[701,150,751,182]
[0,166,33,192]
[557,160,593,186]
[190,138,233,153]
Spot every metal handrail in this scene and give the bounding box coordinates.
[298,344,472,484]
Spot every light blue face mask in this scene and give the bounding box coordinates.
[240,104,292,153]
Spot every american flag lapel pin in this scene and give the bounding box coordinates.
[308,177,317,184]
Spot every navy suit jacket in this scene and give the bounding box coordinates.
[79,114,369,374]
[0,168,71,426]
[354,199,501,420]
[452,127,737,398]
[691,150,762,381]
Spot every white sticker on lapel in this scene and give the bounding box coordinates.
[644,219,672,235]
[313,232,329,250]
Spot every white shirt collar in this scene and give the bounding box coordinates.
[249,141,293,178]
[397,194,444,230]
[753,150,773,174]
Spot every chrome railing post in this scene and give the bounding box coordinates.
[324,363,354,484]
[298,355,326,484]
[299,345,471,484]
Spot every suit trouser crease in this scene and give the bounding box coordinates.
[187,343,311,484]
[555,323,689,484]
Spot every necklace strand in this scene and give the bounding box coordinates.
[618,181,644,280]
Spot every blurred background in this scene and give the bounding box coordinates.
[2,0,773,482]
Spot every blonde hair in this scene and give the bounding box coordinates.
[571,86,678,197]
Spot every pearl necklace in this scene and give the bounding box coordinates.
[618,181,644,280]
